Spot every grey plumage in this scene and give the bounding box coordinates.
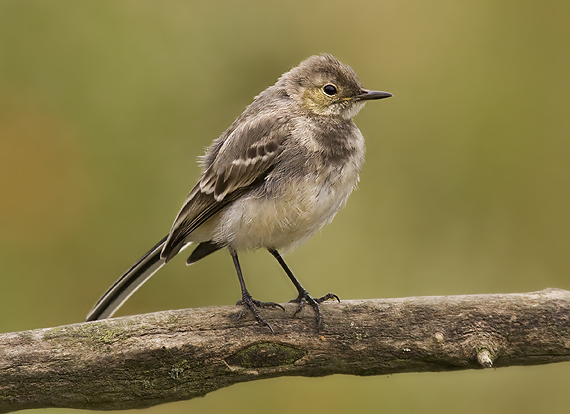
[86,54,392,330]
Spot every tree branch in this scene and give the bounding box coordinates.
[1,289,570,412]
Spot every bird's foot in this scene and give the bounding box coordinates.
[289,291,340,330]
[236,294,284,333]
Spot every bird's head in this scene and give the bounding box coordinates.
[280,54,392,119]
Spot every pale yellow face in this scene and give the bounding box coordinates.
[301,81,364,118]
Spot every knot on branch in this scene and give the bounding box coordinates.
[225,342,307,369]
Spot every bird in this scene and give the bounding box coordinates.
[86,54,392,332]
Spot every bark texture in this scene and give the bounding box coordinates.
[1,289,570,413]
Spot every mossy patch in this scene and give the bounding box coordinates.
[43,323,127,345]
[169,360,190,380]
[225,342,307,369]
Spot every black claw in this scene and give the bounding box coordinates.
[289,291,340,330]
[317,292,340,303]
[235,294,285,333]
[236,297,285,311]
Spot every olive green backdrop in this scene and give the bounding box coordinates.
[1,1,569,413]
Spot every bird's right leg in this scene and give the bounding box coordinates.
[230,248,283,333]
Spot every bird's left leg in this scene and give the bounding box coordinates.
[268,248,339,330]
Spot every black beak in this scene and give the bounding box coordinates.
[355,89,393,101]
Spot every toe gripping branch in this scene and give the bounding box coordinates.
[231,248,339,333]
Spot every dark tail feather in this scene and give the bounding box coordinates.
[86,235,169,321]
[186,241,222,265]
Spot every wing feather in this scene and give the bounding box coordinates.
[161,115,289,261]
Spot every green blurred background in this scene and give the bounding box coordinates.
[1,0,569,413]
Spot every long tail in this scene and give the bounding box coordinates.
[86,236,170,321]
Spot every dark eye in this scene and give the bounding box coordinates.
[323,84,338,96]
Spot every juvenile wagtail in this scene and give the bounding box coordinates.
[86,54,392,332]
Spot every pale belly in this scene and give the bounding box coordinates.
[212,172,358,252]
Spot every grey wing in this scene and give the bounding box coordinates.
[160,116,289,261]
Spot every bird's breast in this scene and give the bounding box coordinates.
[214,135,364,252]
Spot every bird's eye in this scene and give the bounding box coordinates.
[323,84,338,96]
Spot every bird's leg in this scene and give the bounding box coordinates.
[230,248,284,333]
[268,249,339,330]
